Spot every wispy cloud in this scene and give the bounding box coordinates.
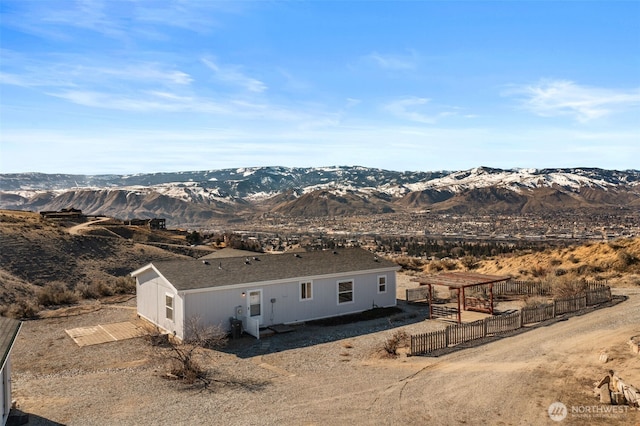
[365,50,418,71]
[0,53,192,89]
[383,97,456,124]
[507,79,640,122]
[202,57,267,93]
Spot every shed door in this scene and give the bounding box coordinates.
[248,290,262,323]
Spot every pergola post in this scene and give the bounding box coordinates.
[456,288,461,324]
[462,286,466,310]
[489,283,494,315]
[428,284,433,319]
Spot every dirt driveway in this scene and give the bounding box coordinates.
[10,285,640,426]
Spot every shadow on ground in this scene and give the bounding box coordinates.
[220,300,430,359]
[8,409,65,426]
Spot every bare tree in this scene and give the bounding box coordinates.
[155,316,227,387]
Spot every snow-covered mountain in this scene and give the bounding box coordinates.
[1,166,638,225]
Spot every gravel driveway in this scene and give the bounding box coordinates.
[11,287,640,426]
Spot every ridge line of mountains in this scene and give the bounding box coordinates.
[2,166,639,226]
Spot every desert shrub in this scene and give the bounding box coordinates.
[530,266,548,278]
[551,278,587,298]
[554,268,567,276]
[427,260,444,273]
[77,284,96,299]
[382,330,409,357]
[614,250,638,272]
[426,258,458,272]
[460,256,479,270]
[37,282,79,306]
[2,297,40,319]
[522,296,550,309]
[607,241,623,251]
[574,264,604,276]
[78,277,135,299]
[550,258,562,266]
[394,256,425,272]
[113,276,136,294]
[568,254,580,264]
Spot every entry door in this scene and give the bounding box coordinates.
[247,290,262,323]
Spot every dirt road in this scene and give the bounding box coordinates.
[67,217,113,236]
[11,286,640,425]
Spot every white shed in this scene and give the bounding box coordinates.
[0,317,21,426]
[132,248,399,339]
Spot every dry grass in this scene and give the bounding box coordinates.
[475,237,640,286]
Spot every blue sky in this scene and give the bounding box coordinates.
[1,1,639,174]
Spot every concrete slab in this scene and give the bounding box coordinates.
[66,321,148,347]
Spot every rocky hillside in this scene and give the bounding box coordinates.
[1,166,638,225]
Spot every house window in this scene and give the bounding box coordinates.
[300,281,313,301]
[165,294,174,321]
[338,280,354,304]
[378,275,387,293]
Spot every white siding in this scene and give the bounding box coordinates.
[1,357,8,426]
[136,269,184,339]
[179,269,397,334]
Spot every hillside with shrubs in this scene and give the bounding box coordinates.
[0,210,188,318]
[394,237,640,288]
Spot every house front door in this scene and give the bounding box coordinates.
[247,290,262,324]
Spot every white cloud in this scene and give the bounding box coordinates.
[345,98,361,108]
[202,57,267,93]
[383,97,455,124]
[507,79,640,122]
[365,51,418,71]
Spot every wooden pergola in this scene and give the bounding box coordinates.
[412,272,511,324]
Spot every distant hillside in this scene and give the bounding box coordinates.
[0,210,193,305]
[1,166,638,225]
[473,237,640,286]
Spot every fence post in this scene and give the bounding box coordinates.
[445,325,450,347]
[483,317,488,337]
[552,300,557,318]
[519,310,524,328]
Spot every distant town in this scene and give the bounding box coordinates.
[198,210,640,256]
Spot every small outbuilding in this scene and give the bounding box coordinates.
[132,248,399,339]
[0,317,21,426]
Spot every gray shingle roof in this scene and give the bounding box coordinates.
[199,248,264,260]
[0,316,21,369]
[142,248,398,291]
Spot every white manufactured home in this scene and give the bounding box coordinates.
[131,248,399,339]
[0,317,21,426]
